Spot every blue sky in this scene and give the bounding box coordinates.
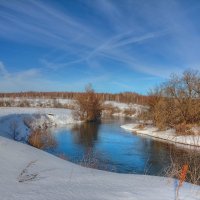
[0,0,200,94]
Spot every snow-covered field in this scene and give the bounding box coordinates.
[0,136,200,200]
[0,107,200,199]
[121,123,200,147]
[0,97,145,118]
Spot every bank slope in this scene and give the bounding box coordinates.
[0,136,199,200]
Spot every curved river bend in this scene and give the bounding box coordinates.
[39,117,191,175]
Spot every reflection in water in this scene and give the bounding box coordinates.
[71,122,99,148]
[71,122,102,168]
[29,117,200,177]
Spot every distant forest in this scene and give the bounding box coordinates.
[0,92,148,105]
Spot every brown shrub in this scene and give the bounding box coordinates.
[18,100,30,107]
[123,106,136,116]
[140,70,200,134]
[28,126,56,149]
[166,147,200,185]
[135,124,145,130]
[175,123,194,135]
[74,84,103,122]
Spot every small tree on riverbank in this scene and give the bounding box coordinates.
[74,84,103,122]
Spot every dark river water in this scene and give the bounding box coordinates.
[38,117,192,175]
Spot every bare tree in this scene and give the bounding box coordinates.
[74,84,103,122]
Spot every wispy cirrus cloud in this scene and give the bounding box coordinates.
[0,0,200,92]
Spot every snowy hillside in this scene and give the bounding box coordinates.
[0,136,199,200]
[0,107,76,141]
[0,107,199,200]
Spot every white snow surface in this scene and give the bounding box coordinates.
[121,124,200,147]
[0,97,146,117]
[0,136,199,200]
[0,107,200,199]
[0,107,76,141]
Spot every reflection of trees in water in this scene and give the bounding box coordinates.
[71,122,103,169]
[71,122,100,148]
[144,141,173,175]
[134,138,190,175]
[139,138,200,178]
[28,128,57,149]
[79,147,100,169]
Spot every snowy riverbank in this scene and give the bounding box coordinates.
[0,107,200,199]
[121,124,200,147]
[0,107,76,141]
[0,136,199,200]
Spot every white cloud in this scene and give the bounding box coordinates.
[0,61,9,78]
[0,61,44,91]
[0,61,109,92]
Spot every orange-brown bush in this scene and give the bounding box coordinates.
[166,147,200,185]
[74,84,103,122]
[140,70,200,134]
[28,126,56,149]
[135,124,145,130]
[174,123,194,136]
[123,106,136,116]
[19,100,30,107]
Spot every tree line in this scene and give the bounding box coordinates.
[0,91,148,105]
